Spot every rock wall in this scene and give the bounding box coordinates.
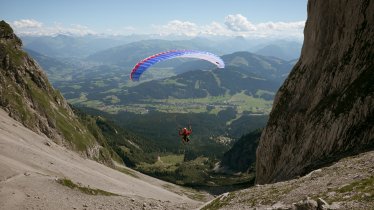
[256,0,374,184]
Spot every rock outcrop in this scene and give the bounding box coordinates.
[0,20,110,162]
[256,0,374,184]
[202,150,374,209]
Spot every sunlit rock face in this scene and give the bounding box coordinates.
[0,20,104,160]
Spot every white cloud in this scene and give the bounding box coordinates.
[11,20,96,36]
[123,26,136,31]
[104,26,136,36]
[155,20,199,36]
[223,14,305,38]
[13,19,43,28]
[155,15,272,37]
[257,21,305,31]
[202,21,229,36]
[153,14,305,38]
[154,20,229,37]
[10,15,305,39]
[54,23,96,36]
[155,14,305,39]
[224,14,256,32]
[251,20,305,38]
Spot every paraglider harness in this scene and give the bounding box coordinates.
[179,125,192,144]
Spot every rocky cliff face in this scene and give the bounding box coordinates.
[256,0,374,184]
[0,21,109,161]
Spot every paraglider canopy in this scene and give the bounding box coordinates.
[130,50,225,81]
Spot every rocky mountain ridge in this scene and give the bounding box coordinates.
[0,20,111,162]
[256,0,374,184]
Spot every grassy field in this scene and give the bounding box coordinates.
[136,154,185,173]
[85,91,273,115]
[135,153,256,192]
[228,91,273,113]
[255,89,275,97]
[160,154,185,164]
[66,81,274,115]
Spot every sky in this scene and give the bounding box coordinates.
[1,0,308,38]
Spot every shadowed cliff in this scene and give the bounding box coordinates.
[256,0,374,184]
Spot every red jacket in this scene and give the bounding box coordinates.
[179,128,192,136]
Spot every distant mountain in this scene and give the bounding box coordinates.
[85,39,223,67]
[254,41,302,61]
[175,51,293,81]
[216,36,254,53]
[21,34,143,58]
[85,37,281,68]
[223,51,293,81]
[21,33,302,61]
[112,66,279,103]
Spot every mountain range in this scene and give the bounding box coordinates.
[22,34,302,60]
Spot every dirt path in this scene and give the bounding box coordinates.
[0,109,204,209]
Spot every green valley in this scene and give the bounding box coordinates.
[24,37,294,190]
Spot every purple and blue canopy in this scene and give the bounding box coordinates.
[130,50,225,81]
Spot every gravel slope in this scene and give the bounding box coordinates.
[0,108,204,210]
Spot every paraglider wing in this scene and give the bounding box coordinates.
[130,50,225,81]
